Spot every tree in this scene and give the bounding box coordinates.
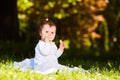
[0,0,19,41]
[18,0,116,53]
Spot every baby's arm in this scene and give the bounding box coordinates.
[59,40,65,51]
[56,40,65,58]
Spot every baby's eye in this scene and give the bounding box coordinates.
[51,32,54,34]
[45,31,48,33]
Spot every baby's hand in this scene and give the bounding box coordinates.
[59,39,65,51]
[42,36,50,42]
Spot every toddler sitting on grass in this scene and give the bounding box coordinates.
[14,18,87,74]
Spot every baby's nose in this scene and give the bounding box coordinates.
[48,33,52,36]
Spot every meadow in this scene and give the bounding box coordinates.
[0,41,120,80]
[0,59,119,80]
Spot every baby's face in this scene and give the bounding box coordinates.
[40,24,56,42]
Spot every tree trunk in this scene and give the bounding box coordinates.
[0,0,19,41]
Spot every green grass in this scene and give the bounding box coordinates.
[0,60,120,80]
[0,41,120,80]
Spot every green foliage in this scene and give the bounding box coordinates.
[17,0,120,54]
[17,0,35,41]
[17,0,33,11]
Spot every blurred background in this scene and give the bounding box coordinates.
[0,0,120,61]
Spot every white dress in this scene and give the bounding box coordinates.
[14,40,84,74]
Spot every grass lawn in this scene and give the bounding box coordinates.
[0,60,119,80]
[0,41,120,80]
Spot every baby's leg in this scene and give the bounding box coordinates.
[13,58,33,71]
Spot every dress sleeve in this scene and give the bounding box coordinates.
[56,49,63,58]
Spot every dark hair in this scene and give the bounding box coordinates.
[39,18,56,32]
